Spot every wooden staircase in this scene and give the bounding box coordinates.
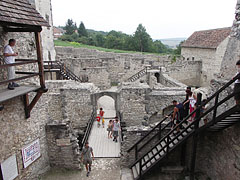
[127,67,148,82]
[127,74,240,180]
[44,61,82,82]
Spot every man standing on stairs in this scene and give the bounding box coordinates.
[81,142,94,177]
[3,39,19,90]
[172,100,184,135]
[234,60,240,105]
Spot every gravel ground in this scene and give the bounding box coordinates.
[41,158,120,180]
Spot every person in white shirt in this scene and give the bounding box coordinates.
[3,39,19,90]
[234,60,240,105]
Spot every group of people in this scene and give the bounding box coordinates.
[171,86,209,135]
[96,107,121,142]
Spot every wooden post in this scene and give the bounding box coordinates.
[135,145,138,161]
[190,93,202,180]
[158,123,162,140]
[181,142,187,166]
[35,32,46,89]
[23,94,30,118]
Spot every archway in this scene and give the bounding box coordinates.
[97,95,116,119]
[155,72,160,83]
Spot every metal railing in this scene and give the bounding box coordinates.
[80,109,96,150]
[130,73,240,179]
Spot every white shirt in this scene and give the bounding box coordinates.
[113,122,120,131]
[189,96,196,108]
[235,72,240,84]
[4,45,15,64]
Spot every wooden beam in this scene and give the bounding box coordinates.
[3,26,42,32]
[0,60,38,68]
[23,94,30,118]
[35,32,46,90]
[0,22,43,32]
[190,93,202,180]
[0,74,39,85]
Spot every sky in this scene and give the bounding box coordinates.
[51,0,237,39]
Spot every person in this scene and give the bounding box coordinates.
[107,120,113,138]
[234,60,240,105]
[81,142,94,177]
[172,100,184,134]
[112,117,120,142]
[3,39,19,90]
[201,99,209,125]
[99,108,105,126]
[183,87,191,118]
[184,90,197,122]
[96,114,101,127]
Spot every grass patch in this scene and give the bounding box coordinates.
[54,40,168,56]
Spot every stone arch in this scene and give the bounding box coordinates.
[91,91,120,112]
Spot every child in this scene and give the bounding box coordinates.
[102,117,105,128]
[234,60,240,105]
[99,108,105,125]
[96,114,101,128]
[107,120,113,138]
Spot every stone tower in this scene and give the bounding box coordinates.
[220,0,240,79]
[29,0,56,61]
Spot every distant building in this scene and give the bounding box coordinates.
[53,27,65,40]
[181,27,231,86]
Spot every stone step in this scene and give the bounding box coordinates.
[161,166,185,173]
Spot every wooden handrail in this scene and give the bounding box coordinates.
[0,60,38,68]
[0,73,39,85]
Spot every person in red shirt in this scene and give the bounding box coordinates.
[96,114,101,128]
[99,108,105,127]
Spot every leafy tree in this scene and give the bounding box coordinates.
[78,22,88,37]
[133,24,152,52]
[95,34,105,47]
[64,19,77,35]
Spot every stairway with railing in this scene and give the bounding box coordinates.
[44,61,82,82]
[127,67,148,82]
[127,74,240,180]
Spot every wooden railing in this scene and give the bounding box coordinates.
[0,59,44,88]
[44,61,82,82]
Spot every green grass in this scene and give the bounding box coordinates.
[54,40,168,56]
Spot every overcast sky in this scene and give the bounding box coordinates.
[51,0,237,39]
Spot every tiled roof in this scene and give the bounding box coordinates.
[0,0,49,27]
[181,27,231,49]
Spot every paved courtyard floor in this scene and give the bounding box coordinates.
[41,158,120,180]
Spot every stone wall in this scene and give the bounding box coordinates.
[181,47,217,87]
[46,123,81,169]
[0,93,50,179]
[166,59,202,87]
[55,46,172,89]
[29,0,56,61]
[119,82,151,126]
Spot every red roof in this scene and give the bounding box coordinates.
[181,27,231,49]
[0,0,49,27]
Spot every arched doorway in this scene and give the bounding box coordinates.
[97,95,116,119]
[155,72,160,83]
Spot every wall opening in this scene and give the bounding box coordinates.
[97,95,116,119]
[155,72,160,83]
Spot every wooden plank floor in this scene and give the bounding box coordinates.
[88,117,121,158]
[0,85,40,103]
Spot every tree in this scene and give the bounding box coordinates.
[95,34,105,47]
[133,24,152,52]
[64,19,77,35]
[173,41,184,55]
[78,22,88,37]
